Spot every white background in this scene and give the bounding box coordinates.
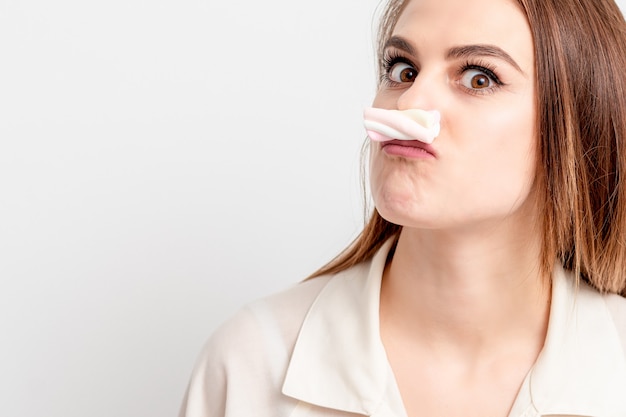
[1,1,625,416]
[0,1,380,416]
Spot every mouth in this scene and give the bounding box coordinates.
[381,139,437,158]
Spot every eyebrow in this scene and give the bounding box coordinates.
[383,36,525,74]
[384,36,417,55]
[446,45,523,74]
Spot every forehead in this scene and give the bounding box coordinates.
[393,0,533,67]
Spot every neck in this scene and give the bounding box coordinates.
[380,218,551,362]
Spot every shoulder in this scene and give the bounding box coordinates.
[179,275,336,416]
[576,278,626,357]
[604,292,626,356]
[206,275,333,363]
[555,268,626,363]
[205,259,374,360]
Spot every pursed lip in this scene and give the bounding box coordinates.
[381,139,438,158]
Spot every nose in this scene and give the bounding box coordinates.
[395,71,440,111]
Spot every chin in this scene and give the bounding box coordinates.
[375,203,442,230]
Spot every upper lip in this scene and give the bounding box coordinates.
[382,139,438,157]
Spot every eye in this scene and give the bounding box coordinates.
[389,62,417,83]
[460,68,494,89]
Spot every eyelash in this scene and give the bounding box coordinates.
[380,52,506,95]
[380,51,415,87]
[458,60,504,95]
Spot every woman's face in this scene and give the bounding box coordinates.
[370,0,536,231]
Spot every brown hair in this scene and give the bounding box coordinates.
[310,0,626,296]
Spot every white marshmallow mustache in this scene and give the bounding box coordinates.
[363,107,441,144]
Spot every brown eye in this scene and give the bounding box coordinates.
[389,62,417,83]
[471,74,489,88]
[461,69,493,89]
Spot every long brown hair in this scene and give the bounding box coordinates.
[310,0,626,296]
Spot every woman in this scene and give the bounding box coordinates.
[179,0,626,415]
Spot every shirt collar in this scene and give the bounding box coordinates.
[528,265,626,416]
[282,239,399,416]
[282,241,626,416]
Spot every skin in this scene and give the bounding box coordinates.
[372,0,551,415]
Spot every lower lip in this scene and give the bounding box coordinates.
[382,143,435,159]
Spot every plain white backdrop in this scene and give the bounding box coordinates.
[0,1,380,416]
[1,1,625,416]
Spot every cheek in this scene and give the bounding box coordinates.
[369,148,413,210]
[371,89,392,107]
[450,100,537,204]
[369,145,445,224]
[369,147,418,206]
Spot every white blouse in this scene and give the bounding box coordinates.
[179,240,626,417]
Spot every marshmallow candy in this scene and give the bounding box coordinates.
[363,107,441,144]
